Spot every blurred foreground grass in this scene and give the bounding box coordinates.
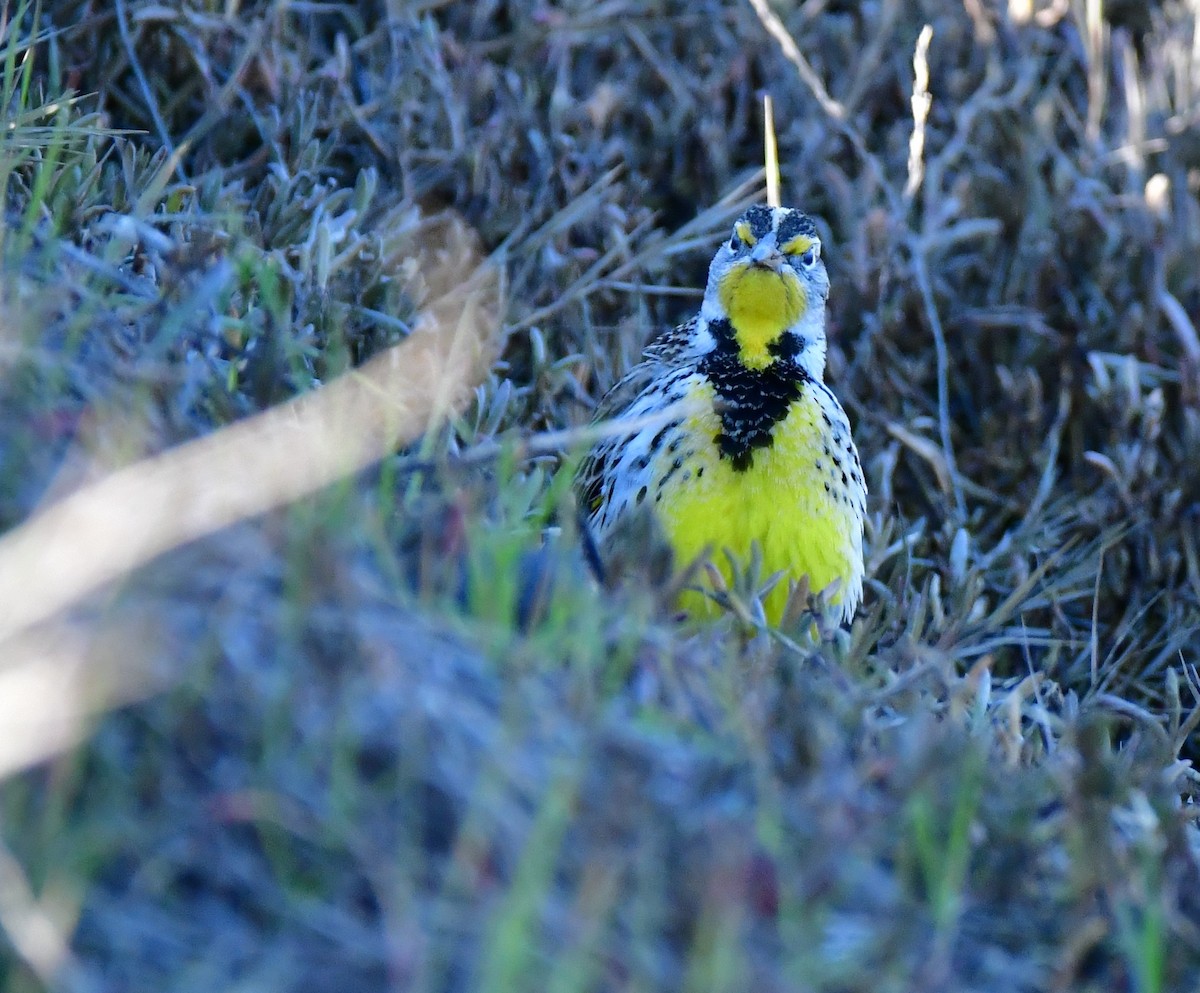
[1,1,1199,990]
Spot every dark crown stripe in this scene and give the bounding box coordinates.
[742,205,774,240]
[775,210,817,245]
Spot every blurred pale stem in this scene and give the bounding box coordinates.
[0,229,500,643]
[0,216,501,774]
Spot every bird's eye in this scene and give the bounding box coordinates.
[730,220,755,251]
[782,236,820,267]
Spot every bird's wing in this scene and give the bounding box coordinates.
[642,314,700,366]
[575,316,699,516]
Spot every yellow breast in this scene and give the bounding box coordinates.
[716,265,804,371]
[655,378,864,625]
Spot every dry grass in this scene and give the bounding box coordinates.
[1,0,1199,990]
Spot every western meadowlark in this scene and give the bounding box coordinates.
[577,205,866,625]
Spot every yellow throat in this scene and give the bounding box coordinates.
[716,264,805,370]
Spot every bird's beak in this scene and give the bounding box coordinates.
[749,242,784,272]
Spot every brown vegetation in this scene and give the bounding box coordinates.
[1,1,1199,990]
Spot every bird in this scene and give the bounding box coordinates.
[576,204,866,626]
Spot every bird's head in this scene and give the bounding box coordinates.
[700,205,830,377]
